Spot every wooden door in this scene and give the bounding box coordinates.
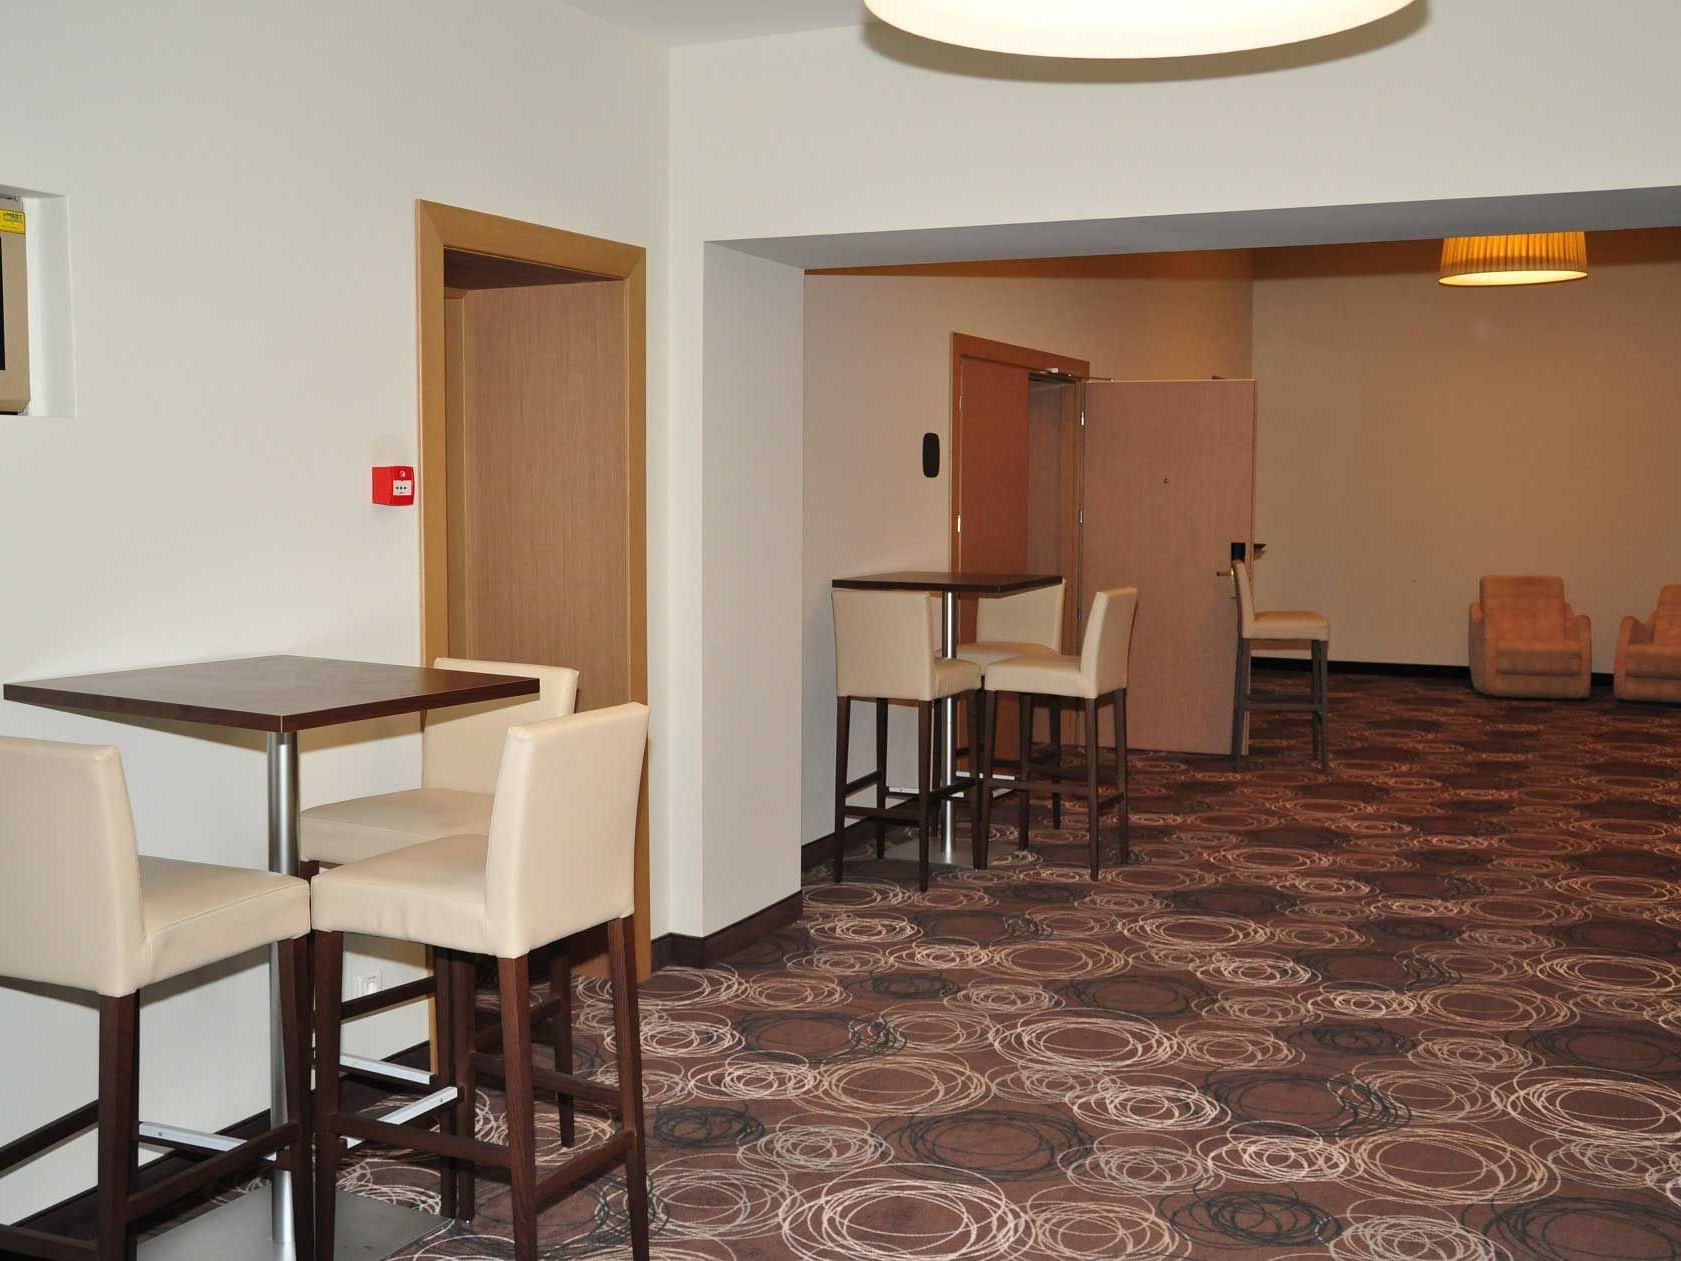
[452,281,630,711]
[953,356,1030,761]
[1081,381,1255,754]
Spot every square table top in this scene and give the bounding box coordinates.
[831,570,1062,595]
[3,654,540,734]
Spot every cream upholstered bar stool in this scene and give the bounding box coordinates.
[1232,560,1330,770]
[978,587,1138,878]
[299,659,580,1137]
[833,589,983,891]
[955,581,1070,823]
[0,737,314,1261]
[310,703,651,1261]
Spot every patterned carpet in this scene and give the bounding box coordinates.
[350,672,1681,1260]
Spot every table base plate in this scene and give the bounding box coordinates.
[140,1188,446,1261]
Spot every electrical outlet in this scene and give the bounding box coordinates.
[355,972,382,998]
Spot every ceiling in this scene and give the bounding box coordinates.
[563,0,866,45]
[722,187,1681,271]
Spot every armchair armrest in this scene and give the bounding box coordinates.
[1568,608,1592,667]
[1468,602,1490,691]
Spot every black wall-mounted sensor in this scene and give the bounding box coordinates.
[922,432,940,478]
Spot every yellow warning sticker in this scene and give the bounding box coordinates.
[0,209,24,235]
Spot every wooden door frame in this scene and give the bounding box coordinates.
[415,199,651,975]
[948,333,1089,568]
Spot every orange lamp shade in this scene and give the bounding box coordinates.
[1439,232,1588,287]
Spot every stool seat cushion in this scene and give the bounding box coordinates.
[955,641,1057,671]
[1249,610,1331,642]
[1625,643,1681,680]
[934,657,984,698]
[984,653,1096,699]
[310,833,493,955]
[300,788,492,866]
[1494,640,1585,676]
[138,857,310,990]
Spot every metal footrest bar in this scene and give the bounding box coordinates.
[340,1053,436,1088]
[341,1087,459,1152]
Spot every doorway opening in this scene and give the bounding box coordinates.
[415,200,650,976]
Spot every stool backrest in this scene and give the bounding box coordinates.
[0,737,145,995]
[1234,561,1257,637]
[1652,585,1681,645]
[482,702,649,958]
[833,589,939,701]
[1080,587,1140,695]
[976,581,1065,651]
[423,659,581,794]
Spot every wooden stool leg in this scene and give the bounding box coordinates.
[1017,694,1032,851]
[1117,688,1131,866]
[1313,640,1330,771]
[312,931,346,1261]
[1231,637,1251,767]
[499,955,539,1261]
[874,698,889,858]
[832,696,851,884]
[609,917,652,1261]
[916,701,933,892]
[549,939,576,1148]
[977,690,997,869]
[1084,697,1101,880]
[968,689,986,868]
[435,946,458,1219]
[450,952,477,1220]
[1048,699,1062,831]
[96,993,139,1261]
[279,937,314,1261]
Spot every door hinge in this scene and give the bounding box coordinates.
[956,514,963,534]
[1079,410,1086,427]
[1077,509,1084,526]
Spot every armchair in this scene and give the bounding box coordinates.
[1615,585,1681,703]
[1469,575,1591,699]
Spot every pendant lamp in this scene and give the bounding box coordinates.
[1438,233,1588,287]
[863,0,1417,59]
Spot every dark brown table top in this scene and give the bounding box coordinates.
[3,654,539,734]
[832,571,1062,595]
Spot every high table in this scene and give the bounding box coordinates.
[4,655,539,1260]
[830,572,1062,855]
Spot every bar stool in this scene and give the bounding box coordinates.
[310,703,651,1261]
[0,737,313,1261]
[956,581,1070,822]
[832,589,983,891]
[978,587,1138,878]
[299,659,580,1136]
[1231,560,1330,771]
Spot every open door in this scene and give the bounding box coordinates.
[1081,380,1256,755]
[950,335,1088,761]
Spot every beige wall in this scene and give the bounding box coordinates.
[802,256,1253,843]
[1252,229,1681,673]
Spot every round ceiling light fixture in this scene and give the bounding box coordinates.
[863,0,1418,59]
[1439,232,1589,287]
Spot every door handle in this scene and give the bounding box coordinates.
[1214,569,1234,578]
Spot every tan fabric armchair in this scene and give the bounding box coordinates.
[1469,576,1591,699]
[1615,585,1681,703]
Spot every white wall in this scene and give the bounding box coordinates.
[802,263,1252,843]
[1252,231,1681,672]
[0,0,667,1218]
[699,246,804,930]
